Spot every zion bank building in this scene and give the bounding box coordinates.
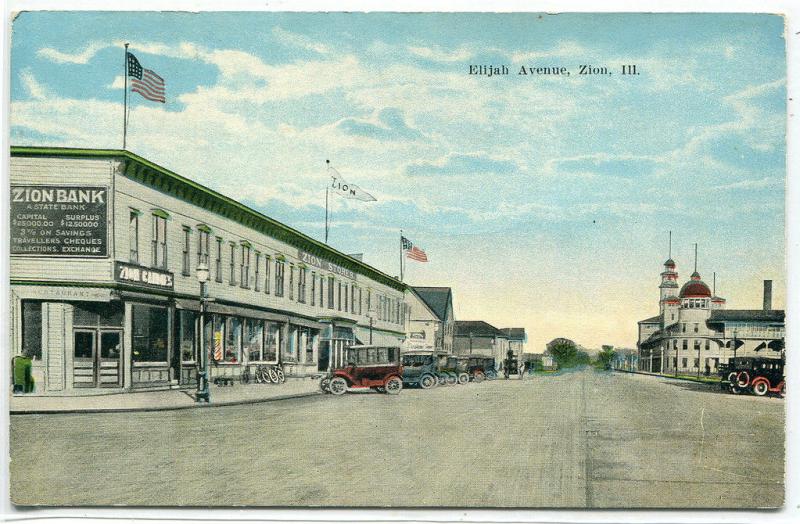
[10,147,408,395]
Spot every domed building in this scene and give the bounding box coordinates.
[637,248,784,375]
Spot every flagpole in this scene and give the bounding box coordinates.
[123,43,129,149]
[400,230,404,282]
[324,160,330,244]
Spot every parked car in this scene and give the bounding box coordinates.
[401,351,442,389]
[466,356,493,382]
[436,354,458,386]
[719,357,785,397]
[320,345,403,395]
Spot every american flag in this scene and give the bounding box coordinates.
[127,52,166,103]
[402,236,428,262]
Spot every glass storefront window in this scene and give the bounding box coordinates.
[177,310,196,363]
[264,322,280,363]
[132,304,169,363]
[243,319,263,362]
[285,327,297,361]
[224,316,241,362]
[21,301,42,360]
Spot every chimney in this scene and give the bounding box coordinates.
[763,280,773,311]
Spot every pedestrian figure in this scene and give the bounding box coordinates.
[518,360,525,379]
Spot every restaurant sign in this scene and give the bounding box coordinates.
[298,250,356,280]
[11,185,109,257]
[115,261,174,290]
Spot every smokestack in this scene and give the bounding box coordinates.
[763,280,773,311]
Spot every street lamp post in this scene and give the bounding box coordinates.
[196,263,211,403]
[732,328,738,362]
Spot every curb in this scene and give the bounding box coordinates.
[614,369,719,385]
[10,389,323,416]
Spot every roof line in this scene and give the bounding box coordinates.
[11,146,405,291]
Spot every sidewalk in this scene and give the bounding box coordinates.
[615,368,720,385]
[9,377,322,415]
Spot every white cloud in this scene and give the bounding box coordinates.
[272,27,330,54]
[37,42,107,64]
[20,69,48,100]
[713,177,782,191]
[108,75,125,89]
[407,45,473,62]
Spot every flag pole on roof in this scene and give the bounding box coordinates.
[123,43,129,149]
[324,160,377,244]
[325,160,331,244]
[123,45,167,149]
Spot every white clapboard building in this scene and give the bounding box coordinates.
[10,147,407,395]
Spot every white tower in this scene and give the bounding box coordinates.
[659,232,679,316]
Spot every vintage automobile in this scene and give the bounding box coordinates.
[719,357,785,397]
[401,351,442,389]
[435,354,458,386]
[443,356,470,385]
[466,356,497,382]
[320,345,404,395]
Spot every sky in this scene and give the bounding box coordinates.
[9,11,787,352]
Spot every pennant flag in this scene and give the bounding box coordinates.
[329,166,376,202]
[402,236,428,262]
[127,52,166,103]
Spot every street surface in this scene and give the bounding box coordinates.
[10,369,784,507]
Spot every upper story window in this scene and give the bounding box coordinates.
[310,271,316,306]
[327,276,335,309]
[229,242,237,286]
[319,274,324,307]
[151,213,168,269]
[240,244,251,289]
[129,210,140,263]
[343,282,348,312]
[197,227,210,267]
[264,256,271,294]
[289,264,295,300]
[254,252,261,292]
[337,281,342,311]
[298,268,307,304]
[214,237,223,283]
[358,288,363,315]
[275,260,285,297]
[351,285,357,314]
[181,226,191,276]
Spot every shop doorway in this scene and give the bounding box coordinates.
[73,329,123,388]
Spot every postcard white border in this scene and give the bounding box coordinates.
[1,1,797,524]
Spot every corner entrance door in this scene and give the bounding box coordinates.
[73,329,123,388]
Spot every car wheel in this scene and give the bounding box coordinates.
[779,382,786,398]
[268,368,279,383]
[729,384,743,395]
[437,375,446,386]
[737,371,750,388]
[487,370,497,380]
[458,373,469,385]
[473,371,485,383]
[420,374,435,389]
[446,374,457,386]
[752,379,769,397]
[329,377,348,395]
[276,368,286,383]
[385,376,403,395]
[319,377,331,393]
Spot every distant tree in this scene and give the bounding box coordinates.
[596,345,617,371]
[549,340,579,369]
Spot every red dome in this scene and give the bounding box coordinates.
[679,280,711,298]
